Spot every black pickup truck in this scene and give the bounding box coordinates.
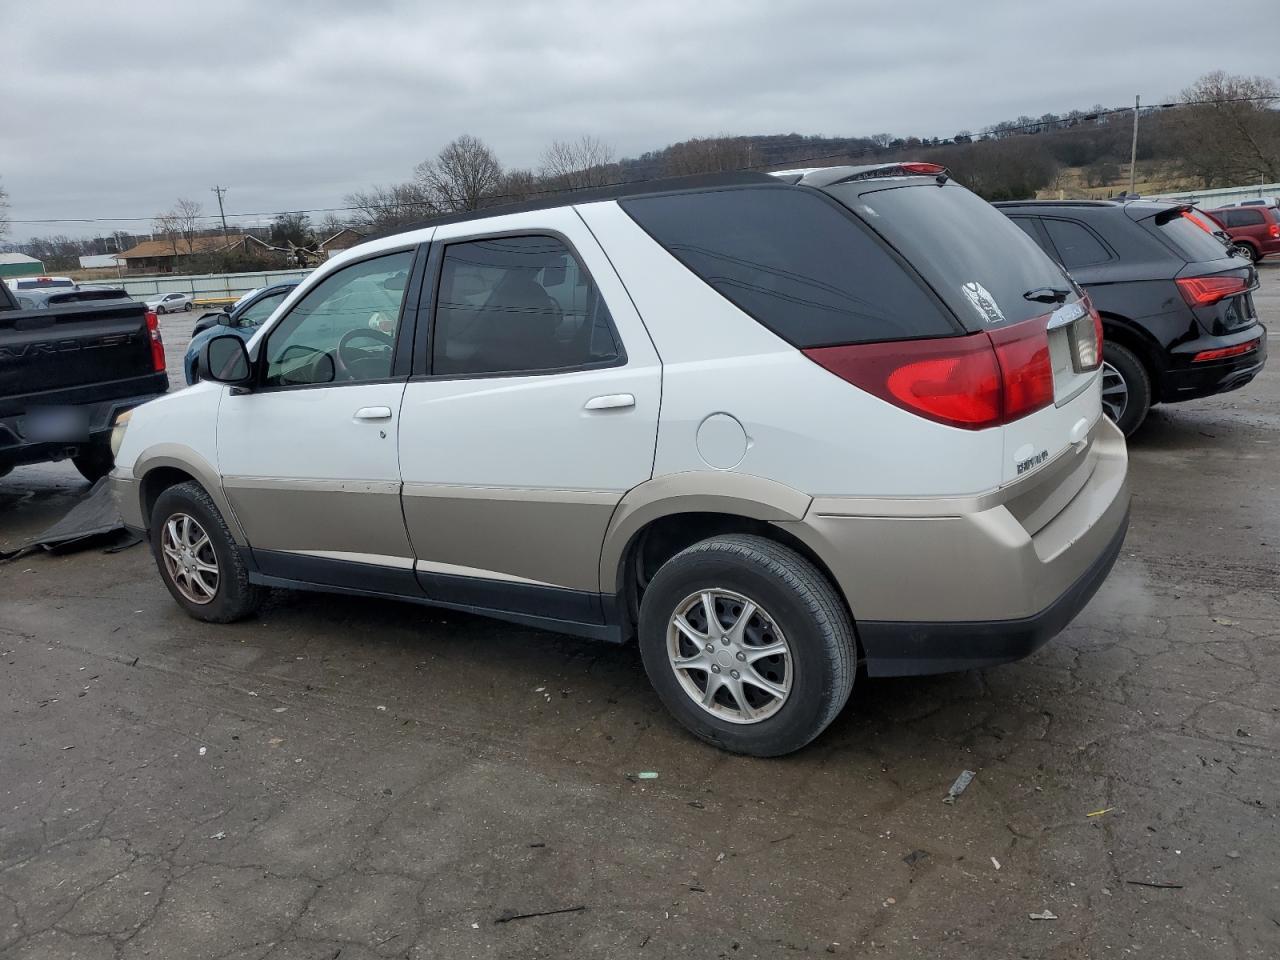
[0,282,168,481]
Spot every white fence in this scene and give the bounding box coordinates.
[1145,182,1280,208]
[111,268,313,301]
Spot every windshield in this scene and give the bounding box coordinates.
[824,180,1074,331]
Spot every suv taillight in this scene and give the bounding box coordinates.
[1268,222,1279,239]
[145,309,165,372]
[1176,275,1250,307]
[804,317,1054,430]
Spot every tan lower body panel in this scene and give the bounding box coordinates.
[222,477,415,559]
[779,419,1130,623]
[402,483,619,593]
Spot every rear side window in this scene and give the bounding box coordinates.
[826,181,1073,331]
[1042,218,1112,268]
[1225,209,1265,227]
[432,235,622,376]
[1150,213,1231,262]
[621,187,956,347]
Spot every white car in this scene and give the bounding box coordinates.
[145,291,193,314]
[109,163,1130,755]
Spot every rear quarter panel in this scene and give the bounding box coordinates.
[576,201,1005,498]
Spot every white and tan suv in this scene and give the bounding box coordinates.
[110,164,1130,755]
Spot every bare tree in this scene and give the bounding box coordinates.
[496,168,543,204]
[1172,72,1280,187]
[343,182,433,231]
[539,136,618,190]
[661,136,754,176]
[414,134,504,212]
[0,178,8,241]
[172,197,204,253]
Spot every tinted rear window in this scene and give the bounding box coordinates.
[826,182,1073,330]
[1150,213,1231,262]
[621,187,957,347]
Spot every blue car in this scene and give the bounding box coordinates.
[184,282,298,385]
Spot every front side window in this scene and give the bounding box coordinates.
[239,290,289,328]
[432,235,622,376]
[1042,218,1112,268]
[263,250,414,387]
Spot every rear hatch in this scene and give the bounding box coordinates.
[1138,205,1260,336]
[823,176,1103,490]
[0,300,160,415]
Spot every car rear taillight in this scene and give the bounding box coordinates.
[1268,222,1280,239]
[145,309,165,372]
[1192,338,1261,363]
[804,317,1054,430]
[1176,275,1251,307]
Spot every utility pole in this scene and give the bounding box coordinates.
[1128,95,1140,196]
[211,185,229,238]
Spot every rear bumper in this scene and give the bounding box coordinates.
[778,417,1130,677]
[1159,324,1267,403]
[0,390,163,469]
[856,508,1127,675]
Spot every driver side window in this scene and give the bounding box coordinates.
[263,250,414,388]
[238,290,289,328]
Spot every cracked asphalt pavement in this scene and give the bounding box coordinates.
[2,267,1278,958]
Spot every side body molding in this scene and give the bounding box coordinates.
[132,443,249,545]
[599,471,813,594]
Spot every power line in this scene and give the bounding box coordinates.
[6,94,1275,227]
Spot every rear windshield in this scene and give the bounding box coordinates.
[620,186,958,347]
[1149,212,1231,262]
[825,181,1073,330]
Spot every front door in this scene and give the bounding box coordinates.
[398,211,661,623]
[217,246,424,591]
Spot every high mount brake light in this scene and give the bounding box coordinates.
[803,316,1055,430]
[1176,275,1250,307]
[898,162,946,176]
[145,309,166,372]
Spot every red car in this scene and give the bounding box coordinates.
[1205,205,1280,262]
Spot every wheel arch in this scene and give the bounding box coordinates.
[1099,312,1162,396]
[601,474,854,641]
[135,444,248,544]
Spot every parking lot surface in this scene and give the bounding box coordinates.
[2,268,1278,958]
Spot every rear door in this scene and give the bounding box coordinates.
[397,209,660,622]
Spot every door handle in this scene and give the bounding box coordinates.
[584,393,635,411]
[353,406,393,421]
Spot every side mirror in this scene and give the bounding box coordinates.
[201,334,253,387]
[216,311,234,326]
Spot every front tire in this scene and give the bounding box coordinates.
[150,481,264,623]
[638,534,855,757]
[1101,342,1151,437]
[156,305,166,315]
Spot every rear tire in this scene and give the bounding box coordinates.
[184,302,192,312]
[72,442,115,483]
[1239,243,1260,263]
[638,534,855,757]
[1101,342,1151,437]
[150,481,264,623]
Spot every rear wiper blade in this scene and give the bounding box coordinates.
[1024,287,1070,304]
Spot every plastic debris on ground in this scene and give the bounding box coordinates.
[942,769,976,804]
[1086,807,1114,818]
[1028,910,1058,921]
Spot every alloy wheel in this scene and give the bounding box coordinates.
[1101,361,1128,424]
[667,588,792,724]
[161,512,219,604]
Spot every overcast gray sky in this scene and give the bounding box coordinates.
[1,0,1275,242]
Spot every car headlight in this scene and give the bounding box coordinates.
[109,409,133,458]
